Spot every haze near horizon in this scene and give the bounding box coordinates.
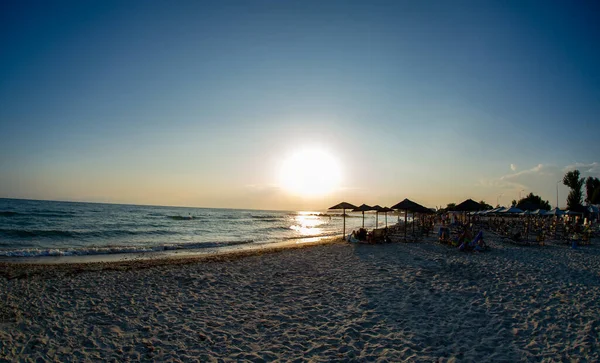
[1,0,599,210]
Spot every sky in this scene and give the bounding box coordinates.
[1,0,599,211]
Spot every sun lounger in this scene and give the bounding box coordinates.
[438,227,451,244]
[368,228,387,244]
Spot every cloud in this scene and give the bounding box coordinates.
[472,162,600,208]
[563,162,600,176]
[510,164,517,171]
[501,164,558,181]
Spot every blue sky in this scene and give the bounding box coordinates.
[1,0,599,210]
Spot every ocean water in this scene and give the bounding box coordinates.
[0,198,395,259]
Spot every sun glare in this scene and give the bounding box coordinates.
[279,148,342,197]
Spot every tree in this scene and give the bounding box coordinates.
[585,177,600,204]
[516,192,551,211]
[563,170,585,210]
[479,200,493,210]
[436,203,456,213]
[511,199,517,207]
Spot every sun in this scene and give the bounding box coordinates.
[278,148,342,197]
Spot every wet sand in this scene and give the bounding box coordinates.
[1,235,599,361]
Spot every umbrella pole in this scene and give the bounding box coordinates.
[376,212,378,228]
[385,213,388,228]
[343,208,346,239]
[362,211,365,228]
[404,209,407,240]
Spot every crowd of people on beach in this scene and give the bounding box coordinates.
[346,211,598,252]
[481,214,596,246]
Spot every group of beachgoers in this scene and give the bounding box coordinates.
[482,214,597,246]
[345,212,599,251]
[345,215,489,252]
[438,224,488,252]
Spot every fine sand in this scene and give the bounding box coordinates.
[1,235,600,362]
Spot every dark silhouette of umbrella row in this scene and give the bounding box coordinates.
[329,198,433,239]
[328,202,358,237]
[452,198,484,212]
[390,199,433,240]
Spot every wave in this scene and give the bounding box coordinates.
[283,232,339,240]
[0,211,19,217]
[0,210,76,218]
[256,226,290,232]
[0,240,256,258]
[288,212,333,217]
[251,215,283,220]
[214,215,243,220]
[0,228,181,239]
[168,215,195,221]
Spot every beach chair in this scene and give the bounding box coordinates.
[438,227,451,244]
[458,231,488,252]
[368,228,386,244]
[536,230,545,246]
[580,231,590,245]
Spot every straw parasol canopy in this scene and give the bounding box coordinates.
[328,202,357,239]
[454,199,485,212]
[352,204,373,228]
[453,199,486,223]
[391,198,429,239]
[391,198,424,212]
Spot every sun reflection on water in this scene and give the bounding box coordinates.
[289,212,328,236]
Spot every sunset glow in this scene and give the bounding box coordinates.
[278,149,341,197]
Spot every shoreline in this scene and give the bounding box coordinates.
[0,236,344,278]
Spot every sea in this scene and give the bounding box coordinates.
[0,198,397,260]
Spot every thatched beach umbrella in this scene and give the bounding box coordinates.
[372,205,383,228]
[352,204,373,228]
[380,207,394,228]
[328,202,357,239]
[391,199,429,240]
[454,199,485,212]
[454,199,486,223]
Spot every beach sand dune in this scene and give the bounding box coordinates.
[1,237,600,361]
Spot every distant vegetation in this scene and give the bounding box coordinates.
[441,203,456,212]
[439,201,491,213]
[586,176,600,205]
[563,170,585,211]
[515,193,551,211]
[479,201,493,210]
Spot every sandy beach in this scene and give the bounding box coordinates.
[1,235,600,362]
